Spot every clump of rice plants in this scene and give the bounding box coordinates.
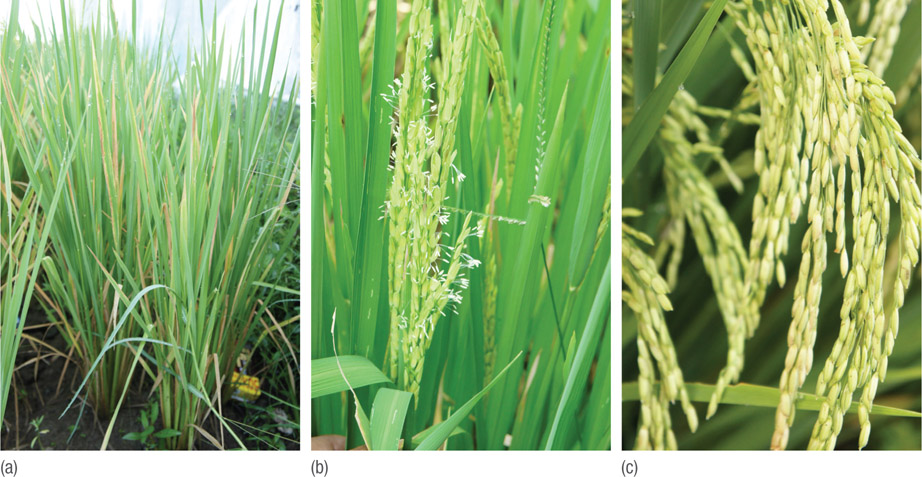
[312,0,611,450]
[2,2,163,421]
[0,110,72,426]
[622,0,921,450]
[1,0,299,450]
[0,0,75,432]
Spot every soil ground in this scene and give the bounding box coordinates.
[1,310,299,451]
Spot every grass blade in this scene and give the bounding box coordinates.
[370,387,413,450]
[632,0,660,108]
[415,351,524,450]
[622,382,922,418]
[351,0,397,363]
[622,0,728,178]
[567,59,610,288]
[545,259,611,449]
[311,356,392,398]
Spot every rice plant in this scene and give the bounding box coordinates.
[311,0,612,450]
[0,99,72,427]
[1,0,299,450]
[1,0,76,432]
[622,0,922,450]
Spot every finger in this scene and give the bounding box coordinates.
[312,435,347,450]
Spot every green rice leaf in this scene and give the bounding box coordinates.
[311,356,392,398]
[410,425,466,447]
[487,82,570,448]
[351,0,397,363]
[622,382,922,418]
[658,0,707,70]
[370,388,412,450]
[632,0,660,108]
[567,59,610,288]
[622,0,728,178]
[415,351,524,450]
[546,260,611,449]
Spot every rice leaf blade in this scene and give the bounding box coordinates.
[622,0,728,178]
[311,356,392,399]
[370,387,413,450]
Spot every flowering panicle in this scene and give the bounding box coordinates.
[475,1,520,192]
[386,0,480,402]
